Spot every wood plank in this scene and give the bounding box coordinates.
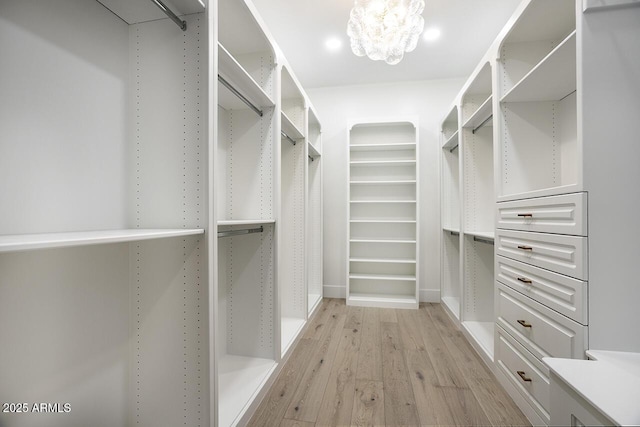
[284,311,346,422]
[279,419,315,427]
[468,377,530,426]
[441,386,492,426]
[356,308,382,381]
[315,327,361,426]
[404,349,456,426]
[344,305,364,331]
[417,305,468,388]
[379,308,397,323]
[302,298,336,340]
[383,379,421,426]
[350,380,384,427]
[247,339,315,427]
[396,308,426,350]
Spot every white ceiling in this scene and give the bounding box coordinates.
[250,0,523,89]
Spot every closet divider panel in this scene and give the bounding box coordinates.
[306,109,323,315]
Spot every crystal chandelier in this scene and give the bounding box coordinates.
[347,0,425,65]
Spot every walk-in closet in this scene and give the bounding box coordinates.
[1,0,639,426]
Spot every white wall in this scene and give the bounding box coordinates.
[307,78,465,301]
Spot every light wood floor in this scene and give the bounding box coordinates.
[248,299,529,427]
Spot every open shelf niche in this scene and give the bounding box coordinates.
[497,0,579,201]
[0,1,208,426]
[216,0,278,425]
[279,64,307,357]
[348,120,419,309]
[307,107,323,315]
[440,105,461,319]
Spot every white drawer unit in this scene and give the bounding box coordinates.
[497,283,587,361]
[496,256,587,325]
[496,229,588,280]
[496,326,551,423]
[496,192,587,236]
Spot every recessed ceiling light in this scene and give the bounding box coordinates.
[325,37,343,52]
[423,27,441,42]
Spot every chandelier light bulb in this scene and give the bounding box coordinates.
[347,0,425,65]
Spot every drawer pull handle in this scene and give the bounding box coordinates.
[517,245,533,251]
[517,213,533,218]
[517,371,532,382]
[517,277,532,284]
[517,319,532,328]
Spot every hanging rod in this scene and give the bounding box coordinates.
[449,144,458,153]
[217,226,263,238]
[281,131,296,145]
[473,236,494,245]
[559,89,577,102]
[149,0,187,31]
[449,231,459,236]
[218,75,264,117]
[472,114,493,134]
[308,155,315,162]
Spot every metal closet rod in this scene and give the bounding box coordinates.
[449,144,459,153]
[308,155,315,162]
[149,0,187,31]
[449,231,459,236]
[281,131,297,145]
[472,114,493,135]
[217,226,263,238]
[218,75,264,117]
[473,236,494,245]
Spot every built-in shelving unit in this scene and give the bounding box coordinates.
[348,120,419,309]
[279,65,307,357]
[0,1,208,426]
[306,107,323,315]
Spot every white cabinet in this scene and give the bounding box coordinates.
[347,120,419,309]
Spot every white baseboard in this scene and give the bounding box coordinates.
[322,285,439,303]
[323,284,346,299]
[419,289,441,303]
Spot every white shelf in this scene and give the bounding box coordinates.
[0,229,205,253]
[350,220,416,224]
[308,141,321,158]
[350,258,416,264]
[218,219,275,226]
[348,293,417,309]
[350,200,416,204]
[350,160,416,166]
[218,354,277,427]
[350,180,416,185]
[442,130,459,150]
[350,143,416,151]
[350,238,416,244]
[349,273,416,281]
[463,95,493,129]
[218,42,275,111]
[464,230,495,240]
[282,112,305,140]
[98,0,205,25]
[441,296,460,320]
[501,31,577,103]
[281,317,306,355]
[463,321,495,360]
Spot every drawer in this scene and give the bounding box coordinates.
[496,192,587,236]
[496,256,587,325]
[496,326,550,423]
[496,229,587,280]
[497,283,587,361]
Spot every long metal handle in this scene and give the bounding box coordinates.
[517,213,533,218]
[517,319,532,328]
[517,277,532,284]
[149,0,187,31]
[218,75,264,117]
[517,371,532,382]
[281,131,297,145]
[517,245,533,251]
[217,226,263,238]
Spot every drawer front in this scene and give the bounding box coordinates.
[496,326,550,422]
[496,229,587,280]
[496,192,587,236]
[496,256,587,325]
[497,283,587,360]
